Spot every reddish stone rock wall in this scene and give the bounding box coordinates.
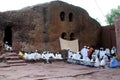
[115,14,120,56]
[101,25,116,49]
[0,1,100,52]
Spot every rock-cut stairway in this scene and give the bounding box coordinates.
[5,52,27,66]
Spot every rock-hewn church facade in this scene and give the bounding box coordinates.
[0,1,116,52]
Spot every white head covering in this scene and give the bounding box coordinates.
[84,46,86,48]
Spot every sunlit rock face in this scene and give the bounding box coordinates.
[0,1,100,52]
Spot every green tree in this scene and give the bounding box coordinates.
[106,6,120,25]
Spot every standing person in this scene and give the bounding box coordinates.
[99,48,105,60]
[88,47,94,60]
[81,46,88,60]
[111,46,116,57]
[105,48,111,61]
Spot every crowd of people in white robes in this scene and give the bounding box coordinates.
[19,50,63,64]
[17,45,119,67]
[3,41,119,67]
[67,46,119,68]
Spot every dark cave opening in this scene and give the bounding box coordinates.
[4,26,12,46]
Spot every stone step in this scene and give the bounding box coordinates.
[5,52,27,66]
[5,56,21,60]
[6,52,18,56]
[7,59,25,64]
[9,63,27,66]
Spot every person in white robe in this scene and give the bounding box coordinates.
[94,55,100,67]
[111,46,117,57]
[99,48,106,60]
[81,46,88,60]
[100,55,106,68]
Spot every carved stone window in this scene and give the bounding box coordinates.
[60,11,65,21]
[70,33,75,40]
[61,32,67,39]
[69,13,73,22]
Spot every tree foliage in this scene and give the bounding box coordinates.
[106,6,120,25]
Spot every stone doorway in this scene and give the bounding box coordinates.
[4,25,12,47]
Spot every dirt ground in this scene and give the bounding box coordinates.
[0,61,120,80]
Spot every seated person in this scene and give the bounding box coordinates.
[109,56,120,68]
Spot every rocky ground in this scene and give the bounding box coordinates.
[0,61,120,80]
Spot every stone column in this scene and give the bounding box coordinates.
[115,15,120,58]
